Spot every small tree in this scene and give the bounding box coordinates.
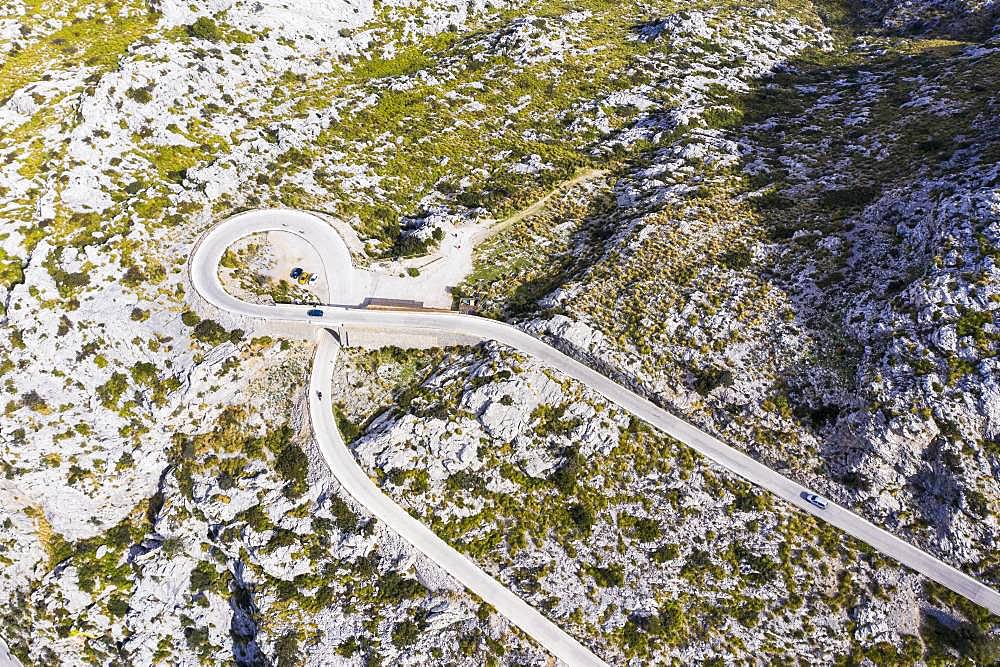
[551,448,583,494]
[275,442,309,498]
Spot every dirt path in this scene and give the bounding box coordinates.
[474,167,609,245]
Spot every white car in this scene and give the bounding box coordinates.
[801,492,829,509]
[308,273,318,284]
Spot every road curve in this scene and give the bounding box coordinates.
[310,331,608,666]
[190,209,1000,629]
[192,209,609,665]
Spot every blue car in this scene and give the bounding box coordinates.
[290,267,303,279]
[307,309,324,317]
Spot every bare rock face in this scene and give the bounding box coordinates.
[0,485,47,607]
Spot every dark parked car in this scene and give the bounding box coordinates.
[290,267,303,279]
[307,309,324,317]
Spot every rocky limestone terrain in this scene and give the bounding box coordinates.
[1,0,998,663]
[336,341,954,663]
[516,11,1000,589]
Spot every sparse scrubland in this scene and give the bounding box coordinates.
[0,0,997,663]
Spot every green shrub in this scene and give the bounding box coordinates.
[97,372,129,408]
[622,618,647,654]
[820,186,877,209]
[274,631,300,667]
[701,105,743,128]
[568,502,594,535]
[392,234,429,258]
[680,548,713,581]
[329,495,359,533]
[183,624,210,656]
[651,543,680,563]
[189,560,218,592]
[336,637,361,657]
[334,406,361,442]
[533,403,581,436]
[550,447,583,495]
[955,307,991,348]
[458,631,480,656]
[126,87,152,103]
[376,571,425,602]
[122,266,145,286]
[130,361,158,385]
[275,442,309,498]
[657,599,688,645]
[591,563,624,587]
[920,614,1000,664]
[192,319,228,345]
[719,246,752,270]
[161,536,185,558]
[733,489,769,512]
[632,517,661,542]
[60,272,90,290]
[181,310,201,327]
[21,390,47,412]
[691,366,733,395]
[391,620,420,648]
[735,597,765,627]
[107,595,129,618]
[752,189,794,211]
[446,470,485,494]
[188,17,220,41]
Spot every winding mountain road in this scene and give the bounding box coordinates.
[190,209,1000,664]
[310,331,607,666]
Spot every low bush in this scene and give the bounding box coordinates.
[377,571,425,602]
[591,563,624,587]
[187,17,220,41]
[191,319,232,345]
[391,619,420,648]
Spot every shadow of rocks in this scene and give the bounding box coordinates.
[229,559,269,666]
[732,4,1000,583]
[853,0,1000,40]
